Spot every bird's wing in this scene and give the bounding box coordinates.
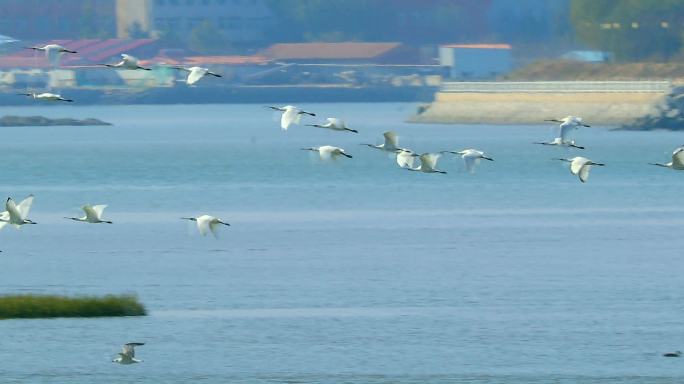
[171,66,191,72]
[672,147,684,168]
[318,146,334,160]
[420,153,440,170]
[463,155,479,173]
[208,221,220,237]
[82,205,97,221]
[327,118,343,128]
[122,344,135,357]
[91,205,107,218]
[196,218,211,236]
[93,204,107,218]
[569,158,588,175]
[15,195,34,220]
[46,49,61,66]
[281,108,299,130]
[383,131,399,149]
[6,198,21,221]
[122,342,143,357]
[559,123,577,141]
[0,211,9,230]
[396,151,415,168]
[83,204,106,220]
[186,68,206,85]
[578,164,592,183]
[121,54,138,65]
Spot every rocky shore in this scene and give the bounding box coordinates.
[619,85,684,130]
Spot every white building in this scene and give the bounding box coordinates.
[439,44,512,80]
[116,0,273,43]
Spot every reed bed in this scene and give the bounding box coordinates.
[0,294,146,319]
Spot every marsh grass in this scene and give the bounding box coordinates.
[0,294,146,319]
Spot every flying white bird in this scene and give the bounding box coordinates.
[306,117,358,133]
[24,44,77,66]
[113,342,145,365]
[545,115,591,141]
[18,92,73,102]
[181,214,230,237]
[65,205,112,224]
[102,54,151,70]
[0,195,36,230]
[396,149,420,168]
[362,131,404,152]
[534,137,584,149]
[442,148,493,173]
[406,153,447,174]
[650,146,684,170]
[171,66,221,85]
[301,145,352,160]
[555,156,605,183]
[267,105,316,130]
[25,44,77,54]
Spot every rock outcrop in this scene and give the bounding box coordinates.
[620,86,684,130]
[0,115,112,127]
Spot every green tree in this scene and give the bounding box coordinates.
[571,0,684,61]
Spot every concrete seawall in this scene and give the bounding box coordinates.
[409,81,670,125]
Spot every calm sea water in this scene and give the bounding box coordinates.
[1,103,683,383]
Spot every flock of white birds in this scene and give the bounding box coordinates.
[274,109,684,182]
[7,44,684,364]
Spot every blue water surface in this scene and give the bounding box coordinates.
[1,103,683,383]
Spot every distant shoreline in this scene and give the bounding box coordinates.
[0,85,437,106]
[0,115,112,127]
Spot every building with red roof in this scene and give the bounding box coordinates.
[260,42,423,64]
